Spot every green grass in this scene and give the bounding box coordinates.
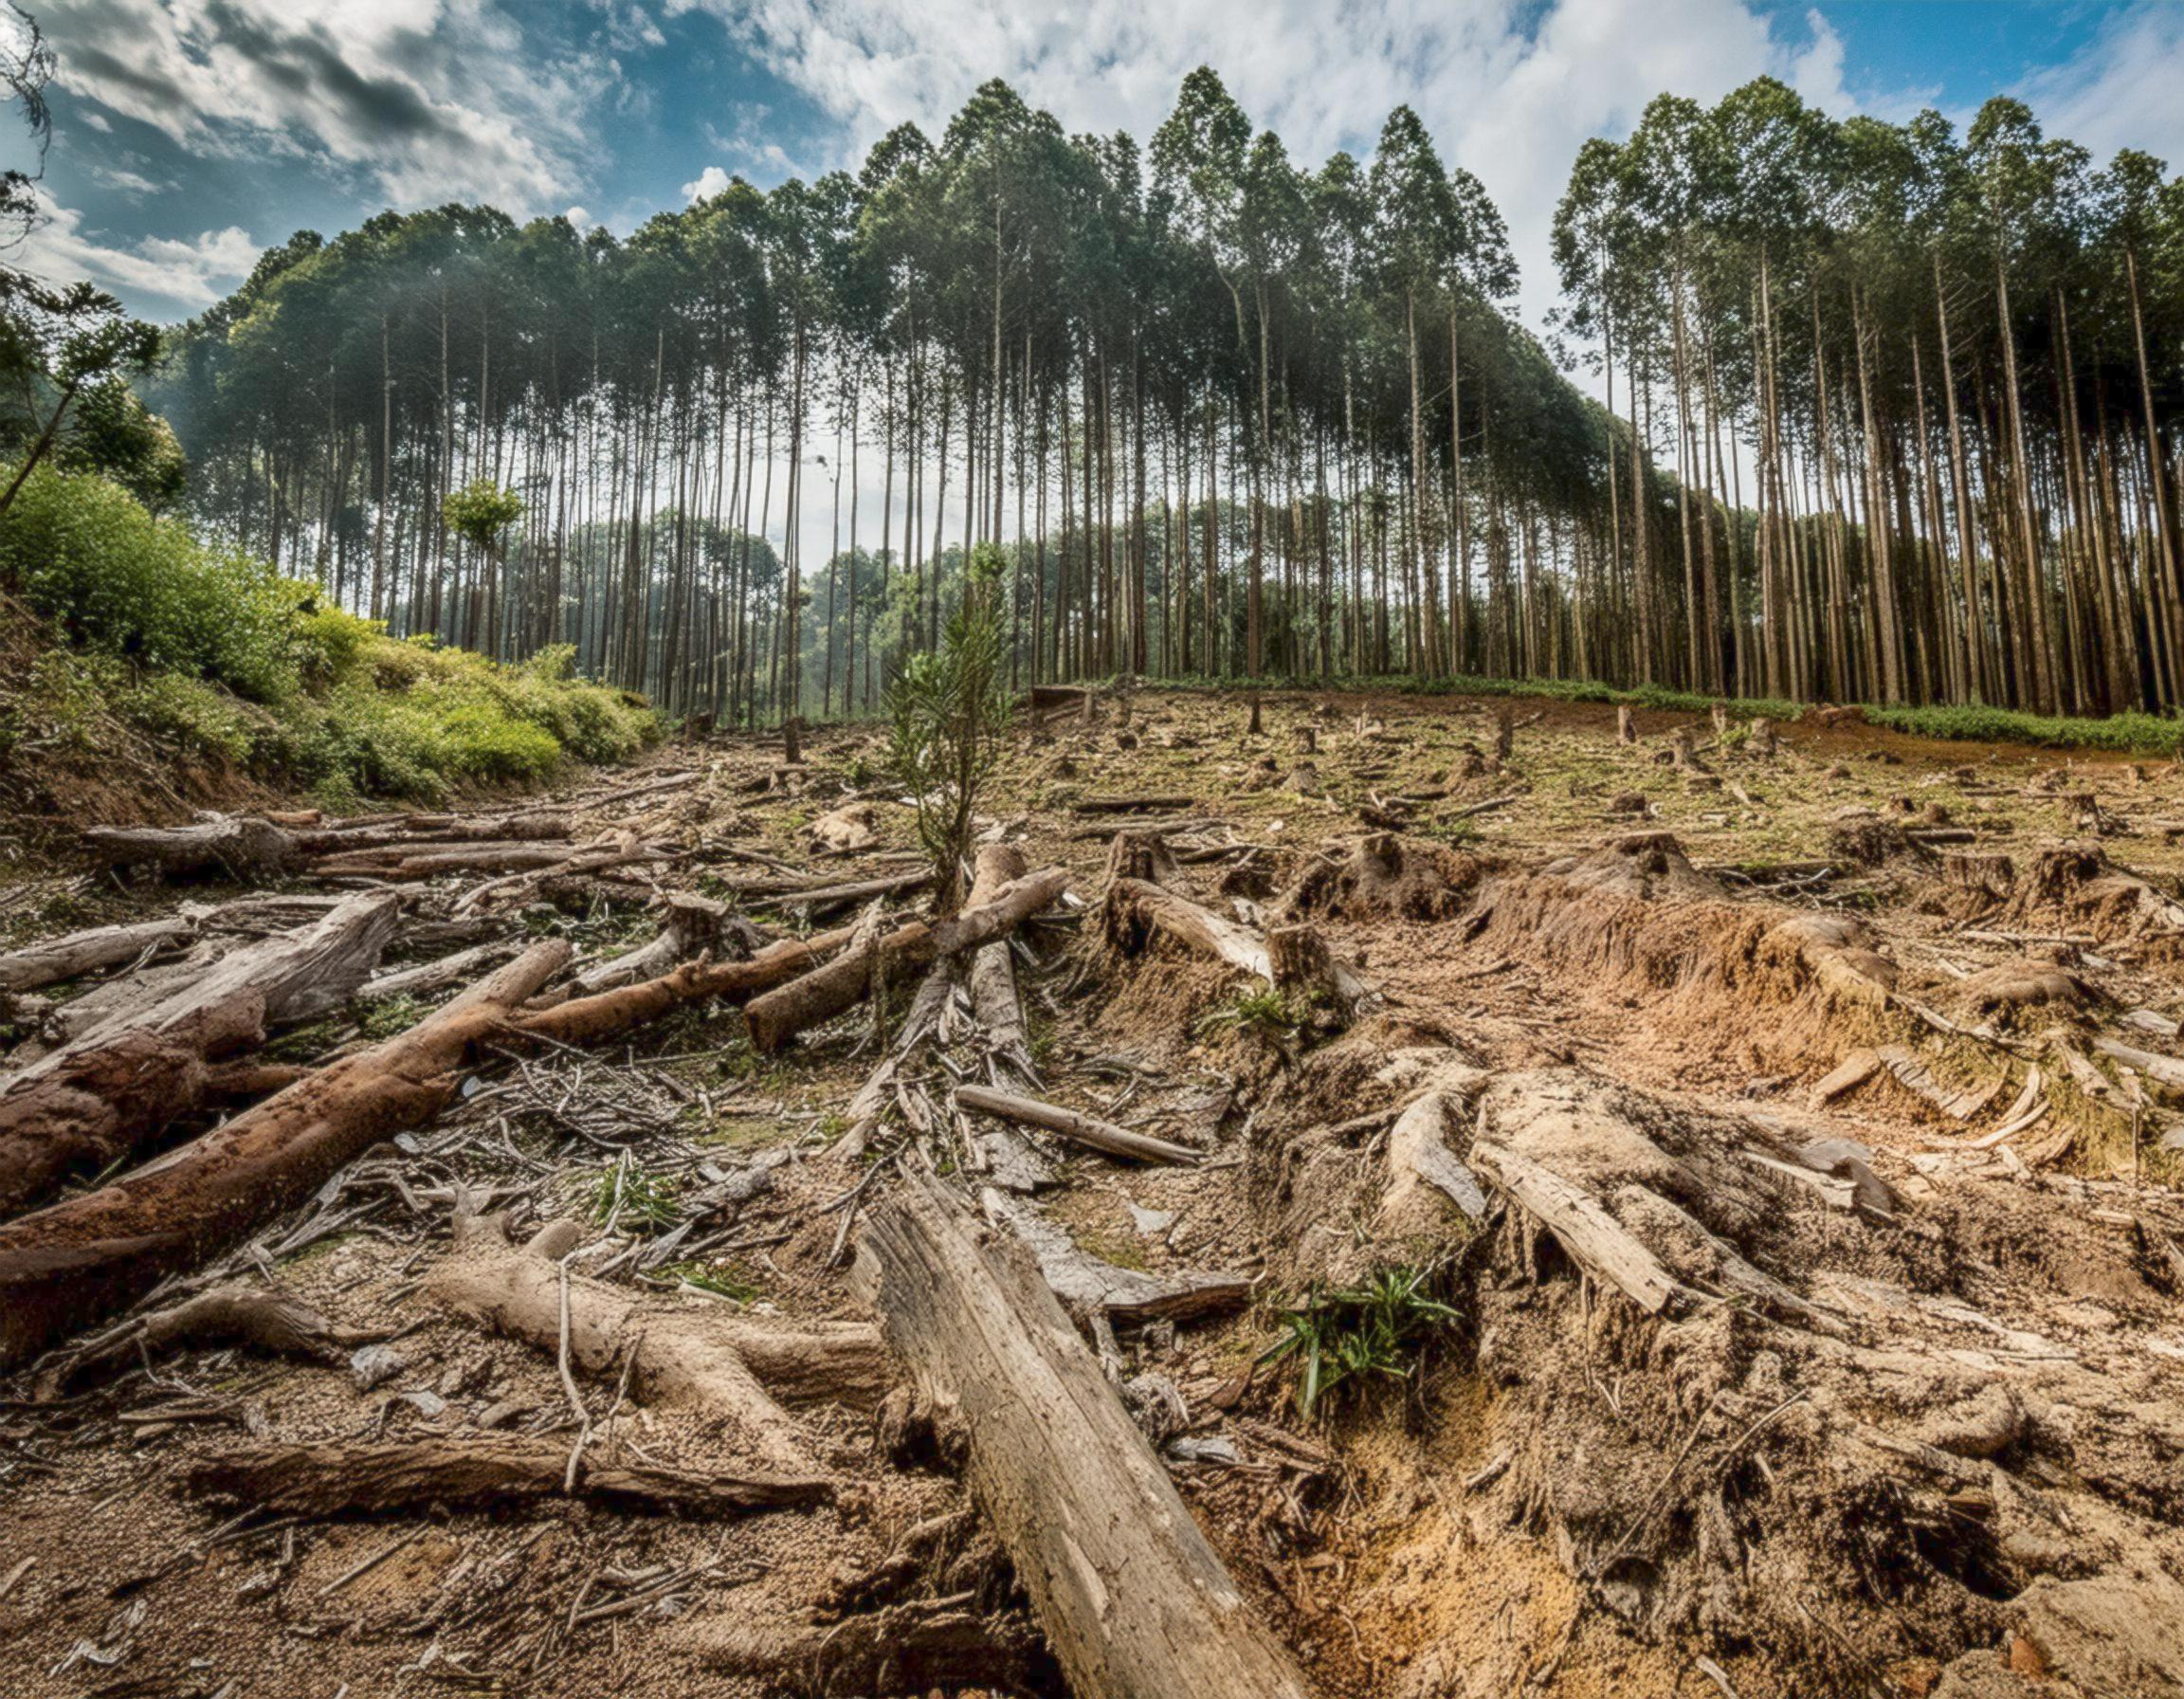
[1195,986,1314,1044]
[590,1162,682,1233]
[1259,1266,1464,1420]
[657,1259,760,1302]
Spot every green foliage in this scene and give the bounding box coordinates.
[1864,703,2183,758]
[590,1162,681,1233]
[884,543,1011,911]
[1259,1267,1463,1419]
[356,993,426,1040]
[441,477,523,553]
[0,467,656,804]
[1195,986,1311,1043]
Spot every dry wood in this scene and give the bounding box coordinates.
[428,1210,888,1477]
[36,1279,383,1395]
[186,1435,828,1518]
[745,868,1067,1052]
[571,892,738,995]
[0,891,402,1218]
[82,815,300,880]
[1073,795,1197,814]
[1102,877,1271,978]
[0,914,194,996]
[1379,1090,1490,1233]
[1471,1141,1691,1316]
[694,1602,1050,1695]
[981,1189,1248,1324]
[0,940,568,1372]
[850,1171,1311,1699]
[955,1082,1200,1166]
[513,924,854,1049]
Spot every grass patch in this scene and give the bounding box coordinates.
[1259,1266,1463,1420]
[1195,987,1313,1044]
[590,1161,681,1233]
[657,1259,760,1302]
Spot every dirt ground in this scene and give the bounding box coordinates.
[2,685,2182,1699]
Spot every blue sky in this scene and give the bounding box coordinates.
[9,0,2184,336]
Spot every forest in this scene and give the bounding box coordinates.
[132,69,2184,731]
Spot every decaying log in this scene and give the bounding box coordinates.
[428,1210,888,1477]
[981,1189,1248,1324]
[1470,1141,1692,1316]
[693,1602,1052,1696]
[186,1435,828,1519]
[0,914,194,996]
[36,1279,383,1395]
[850,1172,1311,1699]
[572,892,740,995]
[1378,1089,1490,1236]
[0,941,569,1373]
[744,868,1067,1053]
[1102,877,1271,977]
[0,892,403,1218]
[955,1083,1200,1166]
[82,815,300,880]
[509,924,853,1049]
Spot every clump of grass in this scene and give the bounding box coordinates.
[1259,1266,1463,1420]
[590,1161,681,1233]
[355,992,426,1040]
[1196,987,1312,1044]
[658,1259,759,1302]
[1416,815,1481,847]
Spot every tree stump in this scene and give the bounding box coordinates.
[1617,704,1637,746]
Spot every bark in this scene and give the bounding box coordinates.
[744,868,1067,1053]
[0,915,194,996]
[692,1603,1051,1696]
[186,1435,828,1519]
[37,1279,382,1395]
[514,924,854,1050]
[849,1171,1311,1699]
[0,940,569,1373]
[82,816,301,881]
[571,892,739,995]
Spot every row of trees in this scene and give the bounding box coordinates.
[147,69,2184,722]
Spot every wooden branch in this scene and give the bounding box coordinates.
[851,1172,1311,1699]
[955,1083,1200,1166]
[508,925,853,1049]
[186,1435,828,1519]
[1470,1141,1691,1316]
[0,940,569,1373]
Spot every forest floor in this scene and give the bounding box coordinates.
[2,685,2183,1699]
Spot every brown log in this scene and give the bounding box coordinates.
[744,868,1067,1053]
[692,1605,1051,1695]
[36,1279,383,1395]
[185,1435,828,1519]
[0,892,402,1218]
[428,1211,886,1477]
[508,924,852,1049]
[0,940,570,1372]
[850,1172,1311,1699]
[955,1084,1199,1166]
[82,815,301,880]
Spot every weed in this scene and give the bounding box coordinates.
[658,1259,759,1302]
[1196,987,1311,1044]
[1259,1266,1463,1420]
[590,1161,681,1233]
[355,992,425,1040]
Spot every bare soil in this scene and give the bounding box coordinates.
[3,686,2182,1699]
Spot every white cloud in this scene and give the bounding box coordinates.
[13,187,257,313]
[565,204,596,230]
[48,0,612,211]
[85,162,166,196]
[79,109,112,133]
[665,0,1866,329]
[2020,0,2184,170]
[682,164,734,201]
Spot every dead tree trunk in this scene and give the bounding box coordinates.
[0,941,569,1373]
[0,892,402,1218]
[745,868,1067,1053]
[850,1172,1311,1699]
[82,815,301,881]
[1102,878,1271,977]
[1617,705,1638,746]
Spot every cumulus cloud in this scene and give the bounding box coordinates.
[682,164,735,201]
[47,0,610,210]
[664,0,1866,326]
[13,187,257,313]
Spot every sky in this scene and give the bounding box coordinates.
[8,0,2184,333]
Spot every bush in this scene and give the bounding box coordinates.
[0,465,660,807]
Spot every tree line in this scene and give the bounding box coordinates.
[140,68,2184,722]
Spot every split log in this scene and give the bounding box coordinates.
[428,1210,886,1477]
[1470,1141,1691,1316]
[82,815,300,880]
[850,1172,1311,1699]
[981,1189,1248,1324]
[1102,877,1271,978]
[955,1083,1200,1166]
[0,940,569,1373]
[964,845,1036,1087]
[186,1435,828,1519]
[745,868,1067,1052]
[0,892,403,1218]
[513,925,854,1050]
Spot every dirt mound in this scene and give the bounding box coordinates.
[1997,845,2184,958]
[1313,1064,2184,1697]
[1281,832,1484,922]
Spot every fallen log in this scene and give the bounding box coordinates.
[1470,1141,1691,1316]
[850,1172,1311,1699]
[744,868,1067,1053]
[0,892,403,1218]
[571,892,740,996]
[0,914,194,996]
[355,936,523,1002]
[508,924,853,1049]
[428,1210,886,1477]
[1102,877,1271,978]
[186,1435,828,1519]
[82,815,300,880]
[982,1189,1247,1324]
[955,1083,1199,1166]
[35,1279,383,1395]
[0,940,569,1373]
[692,1602,1052,1696]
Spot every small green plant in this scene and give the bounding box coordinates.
[658,1259,759,1302]
[590,1161,681,1233]
[884,543,1011,913]
[1417,815,1480,848]
[355,992,425,1040]
[1196,986,1309,1044]
[1258,1267,1463,1420]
